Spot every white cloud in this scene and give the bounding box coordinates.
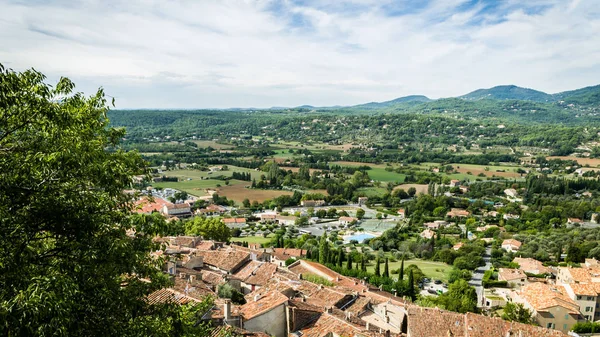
[0,0,598,108]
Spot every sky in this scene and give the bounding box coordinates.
[1,0,599,109]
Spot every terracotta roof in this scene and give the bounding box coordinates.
[567,283,598,296]
[168,203,191,210]
[223,218,246,224]
[560,267,594,283]
[288,299,324,312]
[292,312,368,337]
[519,283,580,314]
[196,250,250,272]
[502,239,522,248]
[513,257,552,275]
[195,240,215,251]
[271,248,306,260]
[498,268,527,282]
[239,290,289,320]
[339,216,357,222]
[171,276,215,300]
[305,287,349,308]
[447,208,470,217]
[233,261,277,286]
[200,269,226,286]
[208,326,270,337]
[147,288,197,305]
[135,197,171,214]
[407,306,568,337]
[345,296,371,316]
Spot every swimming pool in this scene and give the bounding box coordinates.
[344,233,377,243]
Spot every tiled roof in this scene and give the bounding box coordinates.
[407,306,568,337]
[561,267,593,283]
[498,268,527,282]
[171,276,215,300]
[223,218,246,223]
[271,248,306,260]
[513,257,552,275]
[519,283,580,314]
[567,283,598,296]
[239,290,289,320]
[339,216,357,222]
[196,250,250,272]
[195,240,215,251]
[134,197,171,214]
[345,296,371,316]
[233,261,277,286]
[209,326,269,337]
[147,288,197,306]
[292,312,368,337]
[168,203,191,210]
[305,287,349,308]
[502,239,522,248]
[289,299,324,312]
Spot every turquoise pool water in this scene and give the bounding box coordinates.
[344,233,377,243]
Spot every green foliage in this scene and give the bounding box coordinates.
[302,274,334,287]
[217,284,246,305]
[185,217,232,242]
[435,280,478,313]
[0,65,204,335]
[501,302,533,324]
[572,321,600,333]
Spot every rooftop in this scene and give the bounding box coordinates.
[239,290,289,320]
[519,283,580,314]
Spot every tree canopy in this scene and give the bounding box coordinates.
[0,65,209,335]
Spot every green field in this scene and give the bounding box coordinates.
[231,235,273,245]
[366,259,451,282]
[367,167,406,182]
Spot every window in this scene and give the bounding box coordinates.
[589,296,595,301]
[547,323,555,329]
[565,314,569,320]
[586,307,593,312]
[578,296,582,300]
[564,324,568,331]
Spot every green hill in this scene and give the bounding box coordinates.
[460,85,552,102]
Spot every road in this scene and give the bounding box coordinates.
[469,247,492,308]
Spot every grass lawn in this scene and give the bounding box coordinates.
[367,167,406,182]
[366,259,451,282]
[231,235,273,245]
[356,187,387,197]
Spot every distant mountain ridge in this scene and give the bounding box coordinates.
[459,85,553,102]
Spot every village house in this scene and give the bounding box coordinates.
[562,283,599,321]
[501,239,522,253]
[270,248,306,267]
[452,242,464,251]
[497,268,528,288]
[223,217,247,228]
[300,200,326,207]
[196,204,227,215]
[513,257,552,275]
[446,208,470,218]
[424,220,448,230]
[240,290,290,337]
[162,203,192,218]
[339,216,358,226]
[397,208,405,219]
[134,197,171,214]
[195,249,251,275]
[449,179,460,187]
[406,306,568,337]
[259,213,277,223]
[567,218,583,225]
[358,197,368,206]
[504,188,518,198]
[503,213,520,220]
[419,229,435,240]
[514,282,583,333]
[233,261,277,294]
[275,215,297,226]
[556,266,600,284]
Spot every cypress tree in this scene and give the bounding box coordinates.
[407,269,415,301]
[337,248,343,268]
[399,257,405,281]
[306,249,312,260]
[318,235,328,264]
[361,255,366,272]
[374,257,381,277]
[346,253,352,270]
[383,258,389,278]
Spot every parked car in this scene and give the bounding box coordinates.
[434,280,442,284]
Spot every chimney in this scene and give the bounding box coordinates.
[379,285,383,291]
[299,273,303,280]
[366,322,370,330]
[189,275,196,282]
[385,330,391,337]
[179,272,186,278]
[224,300,231,322]
[336,276,341,282]
[254,294,261,302]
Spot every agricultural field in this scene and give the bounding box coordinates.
[393,184,428,195]
[215,184,294,203]
[547,156,600,167]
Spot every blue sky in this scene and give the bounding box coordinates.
[1,0,599,109]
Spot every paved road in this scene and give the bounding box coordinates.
[469,247,492,308]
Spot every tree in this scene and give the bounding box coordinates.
[383,258,389,278]
[407,269,415,301]
[361,255,366,272]
[399,257,405,281]
[374,258,381,276]
[186,217,232,242]
[502,302,533,324]
[356,208,365,219]
[436,280,478,313]
[346,253,352,270]
[319,235,329,264]
[0,66,209,335]
[337,248,344,268]
[242,198,251,208]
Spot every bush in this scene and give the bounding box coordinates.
[302,274,334,286]
[572,321,600,333]
[285,258,296,266]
